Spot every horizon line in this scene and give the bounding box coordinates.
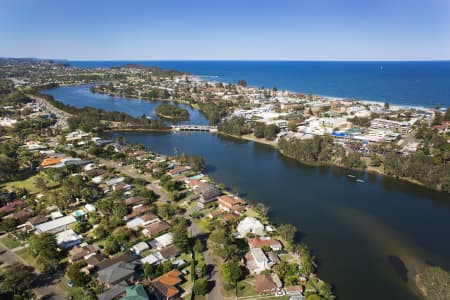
[2,57,450,62]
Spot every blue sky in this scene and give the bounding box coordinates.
[1,0,449,60]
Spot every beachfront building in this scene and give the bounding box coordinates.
[370,118,418,134]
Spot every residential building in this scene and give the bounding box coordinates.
[149,232,173,250]
[97,262,137,287]
[34,215,77,234]
[248,237,283,251]
[55,229,82,249]
[254,273,283,294]
[245,248,273,273]
[151,269,183,300]
[121,285,149,300]
[237,217,265,237]
[197,184,221,207]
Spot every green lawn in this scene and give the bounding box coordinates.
[1,173,59,194]
[2,174,41,194]
[236,279,257,297]
[15,248,42,271]
[0,234,22,249]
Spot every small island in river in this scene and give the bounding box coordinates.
[155,103,190,121]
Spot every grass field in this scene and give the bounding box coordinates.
[15,248,42,271]
[0,234,22,249]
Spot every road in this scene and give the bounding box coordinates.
[0,242,68,300]
[189,221,223,300]
[96,158,170,202]
[28,94,70,129]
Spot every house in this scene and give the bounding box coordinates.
[97,281,128,300]
[127,213,161,230]
[142,220,171,237]
[26,214,48,226]
[151,269,183,300]
[217,195,245,213]
[0,199,25,215]
[159,245,181,260]
[285,285,304,300]
[34,215,77,234]
[254,273,282,294]
[167,166,191,177]
[131,242,150,255]
[248,237,283,251]
[125,196,145,206]
[126,204,150,219]
[121,285,149,300]
[86,254,106,269]
[55,229,82,249]
[197,184,221,207]
[149,232,173,250]
[96,252,137,271]
[40,157,64,168]
[141,252,165,265]
[245,248,273,273]
[69,243,99,263]
[237,217,265,237]
[98,262,137,287]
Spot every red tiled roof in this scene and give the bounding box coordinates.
[152,269,183,298]
[0,199,25,214]
[248,238,282,249]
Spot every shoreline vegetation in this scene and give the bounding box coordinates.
[155,103,190,121]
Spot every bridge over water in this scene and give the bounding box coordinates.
[170,125,218,133]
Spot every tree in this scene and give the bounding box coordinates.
[193,278,208,296]
[67,262,91,287]
[264,124,280,141]
[288,122,298,132]
[254,203,269,217]
[277,224,297,246]
[254,122,266,138]
[237,79,247,87]
[29,233,59,271]
[0,263,35,299]
[220,259,242,288]
[444,107,450,121]
[193,238,205,253]
[188,155,206,172]
[172,223,190,253]
[384,102,390,110]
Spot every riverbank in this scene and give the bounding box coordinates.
[220,131,446,194]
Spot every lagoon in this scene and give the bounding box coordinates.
[44,85,450,300]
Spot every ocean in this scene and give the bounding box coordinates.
[69,60,450,108]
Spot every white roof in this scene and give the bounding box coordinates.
[150,232,173,248]
[55,229,82,245]
[35,215,77,233]
[238,217,264,230]
[251,248,269,263]
[132,241,149,252]
[140,252,164,265]
[85,204,96,212]
[126,217,144,229]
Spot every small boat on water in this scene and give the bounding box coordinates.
[356,179,365,183]
[347,174,356,178]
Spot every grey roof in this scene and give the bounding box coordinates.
[97,281,128,300]
[97,262,136,285]
[198,184,221,202]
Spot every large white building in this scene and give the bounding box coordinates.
[237,217,265,237]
